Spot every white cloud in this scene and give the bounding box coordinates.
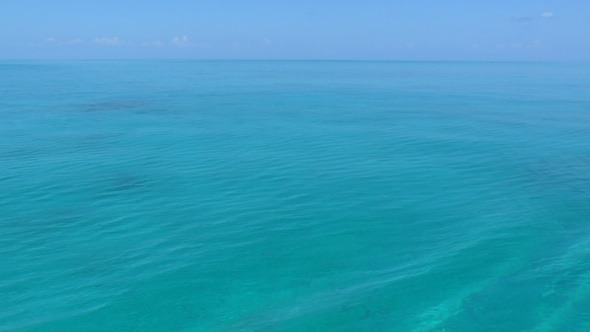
[171,36,190,47]
[94,37,124,46]
[142,40,163,47]
[540,12,554,19]
[264,38,272,45]
[41,37,84,46]
[64,38,84,45]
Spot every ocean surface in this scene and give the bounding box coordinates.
[1,61,589,331]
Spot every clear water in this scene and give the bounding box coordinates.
[1,61,590,331]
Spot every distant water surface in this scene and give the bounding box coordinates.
[1,61,590,331]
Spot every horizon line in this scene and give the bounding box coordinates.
[1,58,588,63]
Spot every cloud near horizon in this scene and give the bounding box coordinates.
[511,11,555,23]
[142,40,163,47]
[171,36,190,47]
[41,37,84,46]
[540,12,554,19]
[40,36,192,49]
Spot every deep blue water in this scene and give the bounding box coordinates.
[1,61,590,331]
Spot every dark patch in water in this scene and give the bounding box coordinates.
[526,157,590,194]
[109,175,147,192]
[443,275,541,330]
[94,175,150,199]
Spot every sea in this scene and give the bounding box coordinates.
[1,61,589,331]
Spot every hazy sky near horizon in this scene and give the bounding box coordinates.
[1,0,589,60]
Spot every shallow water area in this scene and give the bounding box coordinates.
[1,61,590,331]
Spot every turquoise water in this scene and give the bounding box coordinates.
[1,61,590,331]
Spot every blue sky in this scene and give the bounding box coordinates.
[1,0,588,60]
